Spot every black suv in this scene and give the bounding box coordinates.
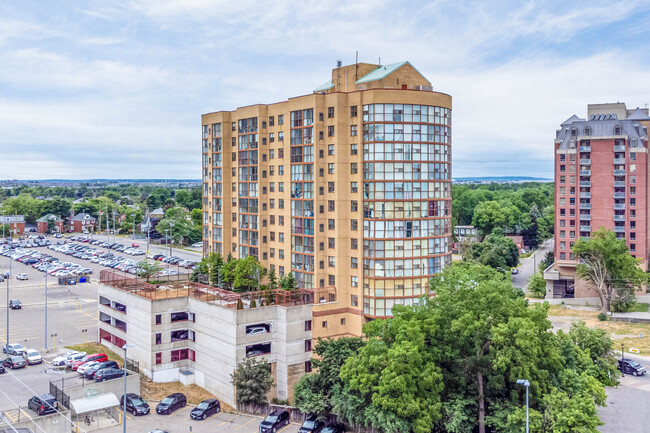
[28,394,58,415]
[94,367,124,382]
[156,393,186,414]
[260,409,290,433]
[321,424,346,433]
[190,398,221,420]
[84,360,119,379]
[299,414,323,433]
[9,299,21,310]
[619,359,647,376]
[120,393,150,416]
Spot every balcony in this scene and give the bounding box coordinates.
[580,170,591,176]
[579,214,591,221]
[614,215,625,221]
[580,225,591,232]
[613,181,626,187]
[580,159,591,165]
[579,203,591,210]
[614,192,626,199]
[580,146,591,152]
[614,226,625,233]
[614,145,626,152]
[580,181,591,187]
[614,204,626,210]
[614,158,626,164]
[614,170,626,176]
[580,192,591,199]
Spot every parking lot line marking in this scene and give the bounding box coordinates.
[276,424,291,433]
[235,416,258,430]
[215,413,239,429]
[175,406,189,415]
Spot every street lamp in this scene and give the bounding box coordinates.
[81,328,88,344]
[169,222,174,257]
[516,379,530,433]
[6,254,10,347]
[44,272,48,350]
[621,343,625,378]
[121,343,135,433]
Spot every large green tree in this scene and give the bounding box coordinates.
[467,233,519,270]
[1,194,42,223]
[233,256,265,292]
[231,357,274,406]
[156,207,193,245]
[572,227,647,313]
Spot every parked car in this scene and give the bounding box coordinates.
[0,364,5,374]
[2,343,25,356]
[321,424,346,433]
[120,393,150,416]
[619,359,647,376]
[299,414,324,433]
[190,398,221,420]
[191,242,203,248]
[246,326,269,336]
[148,430,169,433]
[260,409,290,433]
[52,351,80,367]
[156,393,186,414]
[3,355,27,369]
[65,352,87,367]
[9,299,21,310]
[77,361,100,375]
[72,353,108,370]
[84,360,119,379]
[16,273,28,280]
[94,367,125,382]
[27,393,58,415]
[23,348,42,365]
[511,268,519,275]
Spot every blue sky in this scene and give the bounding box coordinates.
[1,0,650,179]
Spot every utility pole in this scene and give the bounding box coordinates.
[145,207,150,254]
[6,258,10,346]
[169,222,174,257]
[44,272,48,350]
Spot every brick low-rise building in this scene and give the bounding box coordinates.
[36,214,64,234]
[97,271,322,406]
[0,214,25,236]
[545,103,650,300]
[69,212,97,233]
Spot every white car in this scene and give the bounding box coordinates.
[192,242,203,248]
[77,361,99,375]
[16,273,28,280]
[23,348,43,365]
[65,352,87,367]
[246,326,269,336]
[52,351,80,367]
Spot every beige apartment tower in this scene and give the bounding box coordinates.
[202,61,452,339]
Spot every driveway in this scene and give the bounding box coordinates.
[512,239,554,289]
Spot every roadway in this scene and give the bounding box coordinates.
[512,238,554,289]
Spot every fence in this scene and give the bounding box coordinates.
[50,380,70,409]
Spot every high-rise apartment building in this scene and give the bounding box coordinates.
[202,61,452,338]
[545,103,650,299]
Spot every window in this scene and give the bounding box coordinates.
[328,274,335,285]
[351,219,358,230]
[155,333,162,345]
[328,219,335,230]
[351,276,358,287]
[350,105,357,117]
[328,238,335,248]
[351,295,358,306]
[322,321,328,328]
[328,256,335,267]
[319,187,324,195]
[171,329,190,342]
[319,224,324,233]
[279,131,284,141]
[319,242,324,251]
[305,361,312,373]
[319,149,324,158]
[232,122,236,131]
[350,163,358,174]
[155,353,162,365]
[328,126,335,137]
[631,187,636,195]
[351,182,358,193]
[278,148,284,158]
[560,154,566,162]
[305,340,312,352]
[319,131,324,140]
[155,314,162,325]
[269,116,274,126]
[351,201,358,212]
[328,107,334,118]
[278,165,284,175]
[328,163,335,174]
[351,144,358,155]
[171,349,192,362]
[305,320,312,331]
[351,238,358,249]
[351,257,358,268]
[328,144,335,155]
[278,114,284,125]
[279,249,285,258]
[319,205,324,214]
[279,216,284,225]
[328,200,335,211]
[350,125,358,136]
[328,182,335,193]
[318,112,324,121]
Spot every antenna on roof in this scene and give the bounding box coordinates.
[378,57,381,66]
[355,51,359,81]
[336,59,342,68]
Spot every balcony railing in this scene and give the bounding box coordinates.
[580,146,591,152]
[614,145,626,152]
[580,159,591,165]
[580,170,591,176]
[614,204,626,210]
[614,215,625,221]
[580,181,591,187]
[580,192,591,199]
[614,192,625,199]
[613,226,625,233]
[613,158,626,164]
[579,203,591,209]
[613,181,626,187]
[614,170,626,176]
[580,225,591,232]
[579,214,591,221]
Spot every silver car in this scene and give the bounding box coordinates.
[2,343,25,356]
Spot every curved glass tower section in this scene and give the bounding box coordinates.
[362,103,452,317]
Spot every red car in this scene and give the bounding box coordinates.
[71,353,108,371]
[132,243,139,247]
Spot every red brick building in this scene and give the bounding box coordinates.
[69,212,97,233]
[545,103,650,299]
[0,214,25,236]
[36,214,64,234]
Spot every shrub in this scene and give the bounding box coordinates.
[597,312,608,321]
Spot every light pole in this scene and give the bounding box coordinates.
[169,222,174,257]
[81,328,88,344]
[6,257,10,347]
[44,272,48,350]
[164,229,170,256]
[621,343,625,377]
[121,343,135,433]
[516,379,530,433]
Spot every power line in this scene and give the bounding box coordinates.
[0,387,48,433]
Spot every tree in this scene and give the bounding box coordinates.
[0,223,11,238]
[46,219,56,234]
[231,357,274,406]
[468,233,519,270]
[294,337,365,419]
[137,262,161,282]
[1,194,42,224]
[280,272,298,290]
[527,271,547,298]
[233,256,265,292]
[266,268,279,291]
[472,201,512,236]
[573,227,647,313]
[120,207,143,235]
[538,250,554,274]
[190,208,202,228]
[207,253,224,287]
[220,254,237,290]
[41,197,72,219]
[156,207,192,245]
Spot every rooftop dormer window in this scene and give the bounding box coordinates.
[570,128,577,137]
[584,126,591,136]
[614,125,622,135]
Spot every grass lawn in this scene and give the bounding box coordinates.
[66,342,123,365]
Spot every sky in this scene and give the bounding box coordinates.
[1,0,650,180]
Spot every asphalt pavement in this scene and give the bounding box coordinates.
[512,238,554,289]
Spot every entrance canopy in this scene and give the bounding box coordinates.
[70,393,119,415]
